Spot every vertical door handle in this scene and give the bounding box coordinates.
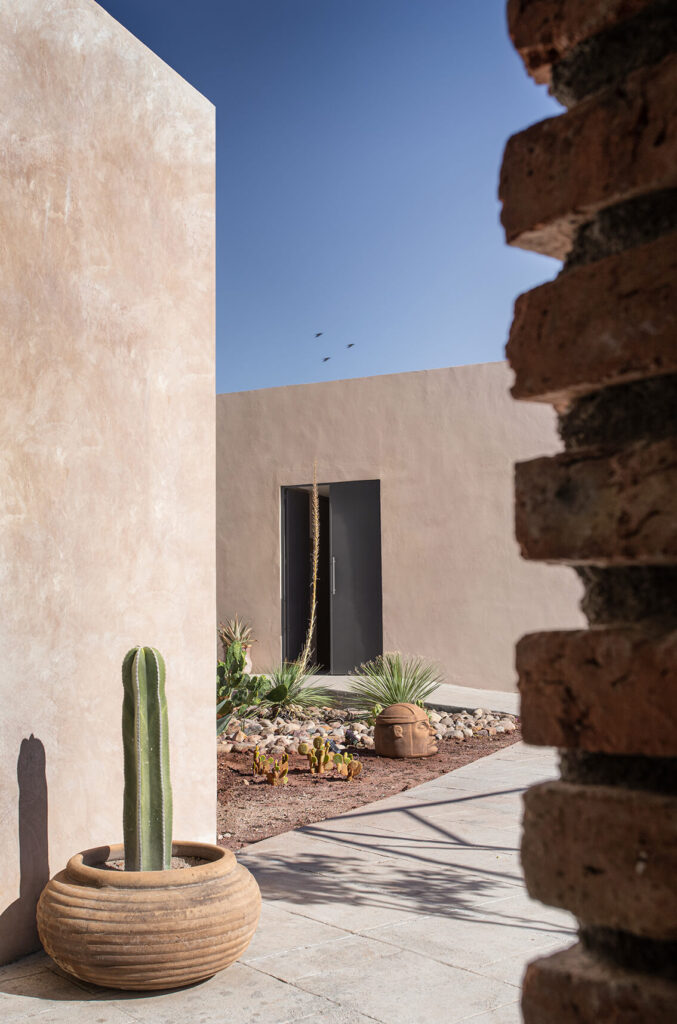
[331,556,336,595]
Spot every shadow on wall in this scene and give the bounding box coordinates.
[0,736,49,965]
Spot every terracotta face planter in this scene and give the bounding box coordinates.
[374,702,438,758]
[37,841,261,991]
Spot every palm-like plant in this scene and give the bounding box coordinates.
[262,661,333,716]
[347,652,442,717]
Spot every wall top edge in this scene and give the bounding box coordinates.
[217,360,510,400]
[86,0,214,111]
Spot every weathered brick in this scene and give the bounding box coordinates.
[515,438,677,565]
[507,232,677,404]
[559,376,677,451]
[550,1,677,108]
[577,565,677,625]
[500,55,677,258]
[518,627,677,755]
[522,781,677,938]
[523,943,677,1023]
[507,0,656,84]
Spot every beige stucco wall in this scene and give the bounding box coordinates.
[0,1,215,963]
[217,363,584,692]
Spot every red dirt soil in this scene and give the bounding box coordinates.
[217,730,521,850]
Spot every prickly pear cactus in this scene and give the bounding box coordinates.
[265,753,289,786]
[333,751,362,780]
[252,747,265,776]
[308,737,331,773]
[122,646,173,871]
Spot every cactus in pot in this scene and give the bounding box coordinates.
[37,644,262,992]
[121,645,172,871]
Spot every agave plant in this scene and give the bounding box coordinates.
[261,661,333,716]
[218,616,254,658]
[347,652,442,717]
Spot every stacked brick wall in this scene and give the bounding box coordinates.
[501,1,677,1020]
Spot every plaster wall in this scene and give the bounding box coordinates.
[0,1,215,963]
[217,363,585,692]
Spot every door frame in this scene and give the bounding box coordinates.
[281,480,383,672]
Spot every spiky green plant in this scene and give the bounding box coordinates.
[262,661,333,716]
[218,616,254,658]
[347,652,442,718]
[122,646,172,871]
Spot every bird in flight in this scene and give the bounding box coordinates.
[347,343,354,348]
[322,356,331,362]
[315,332,323,338]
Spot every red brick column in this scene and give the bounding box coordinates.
[501,2,677,1020]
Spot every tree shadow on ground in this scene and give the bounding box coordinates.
[0,777,573,1005]
[239,786,575,939]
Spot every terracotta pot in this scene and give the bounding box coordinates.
[37,841,261,991]
[374,702,438,758]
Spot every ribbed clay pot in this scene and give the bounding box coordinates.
[37,841,261,991]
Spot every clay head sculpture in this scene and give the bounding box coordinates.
[374,702,438,758]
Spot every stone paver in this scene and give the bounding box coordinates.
[0,743,574,1023]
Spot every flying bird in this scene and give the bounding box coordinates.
[315,332,323,338]
[347,343,354,348]
[322,356,331,362]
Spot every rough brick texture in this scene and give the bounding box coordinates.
[559,376,677,452]
[500,54,677,258]
[523,943,677,1023]
[507,0,657,84]
[507,232,677,404]
[518,627,677,755]
[522,781,677,938]
[504,0,677,1009]
[515,438,677,565]
[551,1,677,108]
[577,566,677,625]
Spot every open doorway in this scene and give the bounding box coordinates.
[281,480,383,674]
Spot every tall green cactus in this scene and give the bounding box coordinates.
[122,646,173,871]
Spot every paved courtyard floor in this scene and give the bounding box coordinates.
[0,743,574,1023]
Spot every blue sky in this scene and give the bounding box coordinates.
[98,0,561,394]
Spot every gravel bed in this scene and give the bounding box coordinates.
[217,705,518,756]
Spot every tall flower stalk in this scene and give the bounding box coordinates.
[298,461,319,676]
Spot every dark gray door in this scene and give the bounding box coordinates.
[329,480,382,674]
[282,488,310,662]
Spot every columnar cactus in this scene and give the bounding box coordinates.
[122,646,173,871]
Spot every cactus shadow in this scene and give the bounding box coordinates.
[0,735,50,966]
